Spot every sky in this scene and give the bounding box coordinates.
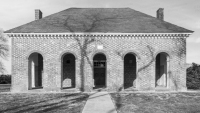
[0,0,200,74]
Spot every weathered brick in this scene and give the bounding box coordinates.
[10,35,187,92]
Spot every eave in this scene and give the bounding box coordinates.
[5,33,192,39]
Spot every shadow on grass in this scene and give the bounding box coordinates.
[0,93,89,113]
[111,92,200,113]
[108,85,124,112]
[0,86,119,113]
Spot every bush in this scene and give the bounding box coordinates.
[0,74,11,84]
[187,63,200,89]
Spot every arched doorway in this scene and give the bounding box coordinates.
[155,52,169,87]
[28,52,43,89]
[124,53,137,89]
[93,53,106,89]
[62,53,76,89]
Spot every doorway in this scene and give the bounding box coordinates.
[124,53,137,89]
[93,53,106,89]
[62,53,76,89]
[28,52,43,89]
[155,52,169,87]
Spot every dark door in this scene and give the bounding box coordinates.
[93,53,106,88]
[94,61,106,86]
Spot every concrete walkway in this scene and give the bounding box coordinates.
[82,91,117,113]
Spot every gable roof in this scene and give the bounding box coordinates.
[5,8,193,33]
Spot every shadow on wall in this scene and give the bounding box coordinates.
[62,12,127,91]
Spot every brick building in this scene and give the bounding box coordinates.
[5,8,193,92]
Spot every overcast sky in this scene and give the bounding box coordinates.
[0,0,200,74]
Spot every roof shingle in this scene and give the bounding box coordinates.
[5,8,193,33]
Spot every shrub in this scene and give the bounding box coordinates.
[0,74,11,84]
[187,63,200,89]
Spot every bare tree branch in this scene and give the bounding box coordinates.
[0,44,9,59]
[0,30,9,74]
[62,12,123,91]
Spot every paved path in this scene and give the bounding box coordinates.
[82,91,117,113]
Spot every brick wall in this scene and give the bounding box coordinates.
[10,34,187,92]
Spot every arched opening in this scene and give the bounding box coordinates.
[155,52,169,88]
[93,53,106,89]
[124,53,137,89]
[62,53,76,89]
[28,52,43,89]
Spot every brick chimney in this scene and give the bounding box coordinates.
[157,8,164,20]
[35,9,42,20]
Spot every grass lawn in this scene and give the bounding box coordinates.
[0,93,89,113]
[110,92,200,113]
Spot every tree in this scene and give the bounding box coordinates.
[0,29,9,74]
[187,63,200,89]
[61,12,122,91]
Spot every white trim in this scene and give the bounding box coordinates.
[5,32,192,38]
[5,32,192,34]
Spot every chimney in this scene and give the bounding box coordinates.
[157,8,164,20]
[35,9,42,20]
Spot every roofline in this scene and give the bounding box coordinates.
[4,32,193,35]
[4,7,194,34]
[5,32,192,38]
